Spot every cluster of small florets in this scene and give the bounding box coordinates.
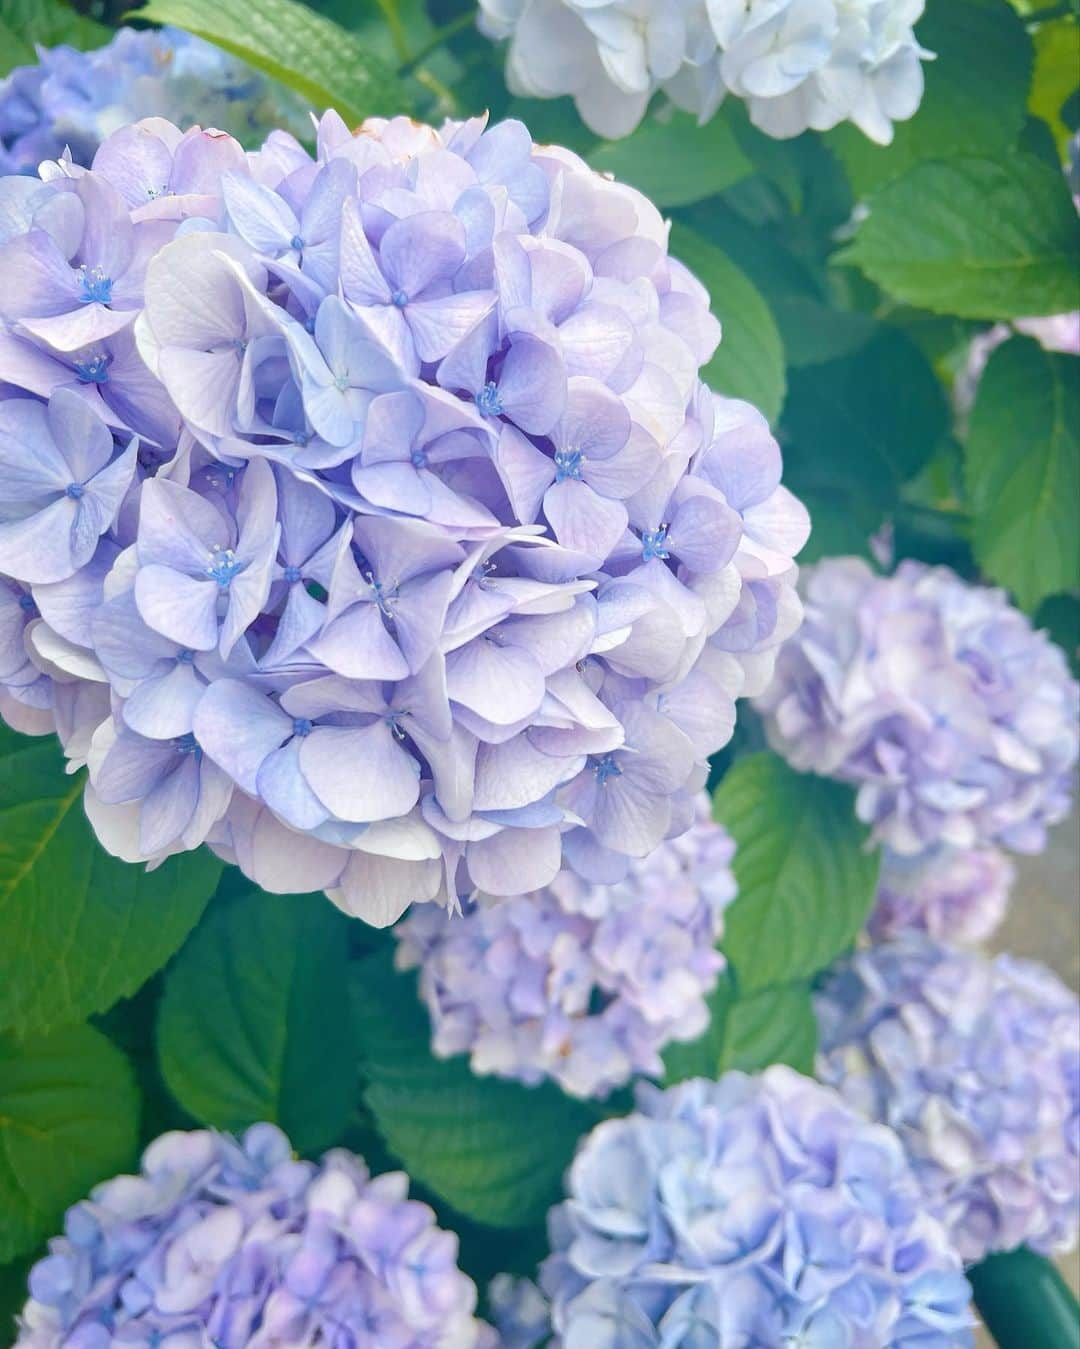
[395,797,736,1097]
[756,557,1079,859]
[534,1066,975,1346]
[478,0,932,141]
[0,109,808,923]
[0,27,304,176]
[816,936,1080,1265]
[15,1123,495,1348]
[868,843,1014,945]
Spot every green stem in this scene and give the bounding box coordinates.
[968,1247,1080,1349]
[398,10,476,74]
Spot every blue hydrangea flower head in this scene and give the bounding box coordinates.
[756,557,1079,857]
[868,844,1014,945]
[817,935,1080,1264]
[535,1065,975,1347]
[15,1123,497,1347]
[396,797,736,1097]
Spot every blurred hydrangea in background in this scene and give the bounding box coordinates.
[868,844,1015,945]
[817,935,1080,1265]
[395,795,736,1097]
[15,1123,496,1347]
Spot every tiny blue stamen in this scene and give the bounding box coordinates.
[304,316,316,334]
[290,234,305,252]
[475,381,503,417]
[74,353,109,385]
[174,733,201,758]
[65,482,85,500]
[370,576,397,617]
[410,448,427,468]
[292,430,310,447]
[593,753,623,786]
[391,289,409,308]
[18,594,35,613]
[177,649,195,664]
[640,525,670,562]
[334,372,349,392]
[554,448,584,482]
[283,564,303,584]
[77,265,113,305]
[292,717,313,737]
[205,545,245,589]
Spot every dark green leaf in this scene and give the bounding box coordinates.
[670,223,786,423]
[713,754,879,992]
[662,973,734,1084]
[157,884,356,1155]
[0,1254,32,1345]
[135,0,407,127]
[965,337,1079,609]
[0,724,221,1034]
[352,951,596,1228]
[722,981,817,1076]
[828,0,1034,196]
[769,296,877,368]
[841,154,1080,318]
[0,0,108,75]
[0,1023,138,1262]
[588,110,751,208]
[1035,592,1080,677]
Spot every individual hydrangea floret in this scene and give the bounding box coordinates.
[395,796,736,1098]
[817,936,1080,1264]
[756,557,1079,857]
[478,0,933,142]
[16,1123,496,1348]
[0,26,306,175]
[868,844,1014,944]
[536,1065,975,1346]
[0,109,808,924]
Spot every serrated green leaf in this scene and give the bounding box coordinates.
[0,723,221,1035]
[352,951,596,1228]
[828,0,1033,196]
[965,337,1079,610]
[588,110,752,208]
[0,0,108,75]
[1029,17,1079,157]
[841,154,1080,319]
[713,754,879,992]
[0,1023,138,1262]
[722,981,817,1076]
[670,223,786,423]
[136,0,407,127]
[157,884,355,1155]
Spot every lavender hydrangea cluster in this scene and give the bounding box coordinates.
[868,845,1014,945]
[756,557,1079,858]
[0,109,809,924]
[817,936,1080,1265]
[15,1123,496,1347]
[478,0,932,142]
[0,27,305,177]
[535,1065,975,1346]
[395,796,736,1098]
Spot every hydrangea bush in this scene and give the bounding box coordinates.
[817,936,1080,1265]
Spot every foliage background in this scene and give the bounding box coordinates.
[0,0,1077,1339]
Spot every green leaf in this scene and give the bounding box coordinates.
[157,884,356,1155]
[588,110,752,208]
[828,0,1034,196]
[769,296,877,368]
[0,1023,138,1262]
[965,337,1079,609]
[713,754,879,992]
[1035,592,1080,677]
[0,0,108,75]
[841,154,1080,318]
[135,0,407,127]
[352,951,596,1228]
[722,981,817,1076]
[0,724,222,1035]
[781,325,948,513]
[670,223,786,423]
[661,973,734,1084]
[1029,17,1079,157]
[0,1254,32,1345]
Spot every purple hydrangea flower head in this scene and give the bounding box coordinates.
[15,1123,497,1348]
[816,936,1080,1264]
[0,27,307,176]
[0,109,808,923]
[535,1065,975,1346]
[868,844,1014,945]
[395,796,736,1098]
[756,557,1079,856]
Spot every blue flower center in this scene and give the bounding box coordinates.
[304,316,316,334]
[290,234,305,252]
[77,265,113,305]
[292,430,310,446]
[475,381,503,417]
[74,353,109,384]
[230,338,247,361]
[370,576,397,617]
[292,717,313,737]
[391,289,409,309]
[18,594,35,613]
[334,372,349,392]
[173,733,201,758]
[410,448,427,469]
[65,482,85,500]
[205,545,245,589]
[283,564,303,584]
[640,525,670,562]
[177,649,195,664]
[554,448,584,482]
[593,753,623,786]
